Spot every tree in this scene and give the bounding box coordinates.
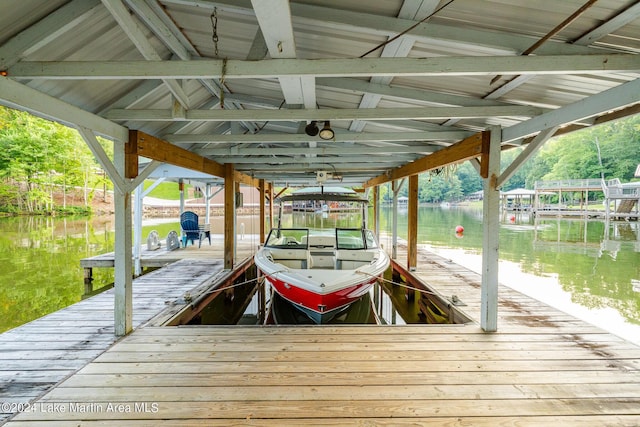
[0,106,105,215]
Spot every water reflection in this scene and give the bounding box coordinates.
[399,207,640,345]
[235,280,416,326]
[0,216,116,332]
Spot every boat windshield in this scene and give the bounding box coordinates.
[264,228,309,249]
[336,228,365,250]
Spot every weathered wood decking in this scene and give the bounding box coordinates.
[0,258,226,424]
[4,248,640,426]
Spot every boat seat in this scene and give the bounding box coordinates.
[336,250,375,270]
[307,235,335,248]
[268,248,309,269]
[309,253,336,269]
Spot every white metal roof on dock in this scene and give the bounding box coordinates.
[1,0,639,186]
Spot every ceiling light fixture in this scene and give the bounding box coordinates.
[318,121,335,140]
[304,121,319,137]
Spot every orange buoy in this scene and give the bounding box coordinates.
[455,225,464,234]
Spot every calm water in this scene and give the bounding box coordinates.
[378,206,640,345]
[1,208,638,344]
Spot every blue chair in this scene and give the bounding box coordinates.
[180,211,211,248]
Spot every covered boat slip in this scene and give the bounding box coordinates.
[5,248,640,426]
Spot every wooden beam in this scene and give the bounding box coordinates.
[130,130,225,177]
[125,130,139,179]
[479,130,491,179]
[224,163,235,270]
[363,132,484,188]
[233,171,259,187]
[13,54,638,79]
[407,175,418,271]
[106,105,542,122]
[497,126,558,189]
[127,130,259,186]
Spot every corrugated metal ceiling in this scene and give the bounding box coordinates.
[0,0,639,186]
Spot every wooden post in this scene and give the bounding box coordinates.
[407,174,418,271]
[178,179,185,215]
[133,183,143,276]
[481,128,500,332]
[268,182,274,230]
[392,181,399,260]
[114,139,133,336]
[224,163,235,270]
[259,179,266,243]
[372,185,379,238]
[205,183,211,224]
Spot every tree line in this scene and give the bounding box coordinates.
[0,107,110,215]
[384,114,640,203]
[0,106,638,213]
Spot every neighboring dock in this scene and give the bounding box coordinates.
[4,246,640,425]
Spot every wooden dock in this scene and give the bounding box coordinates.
[0,258,227,424]
[4,247,640,425]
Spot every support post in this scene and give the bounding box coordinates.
[112,144,133,336]
[259,179,266,243]
[407,175,418,270]
[373,185,380,238]
[481,128,500,332]
[224,163,236,269]
[268,182,274,230]
[205,183,211,225]
[391,181,399,260]
[179,179,185,215]
[133,183,144,276]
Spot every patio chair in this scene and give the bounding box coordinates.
[180,211,211,248]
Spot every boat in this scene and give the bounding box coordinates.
[254,187,390,323]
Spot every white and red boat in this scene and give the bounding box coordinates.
[255,187,390,323]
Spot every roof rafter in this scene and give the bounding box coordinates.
[349,0,439,132]
[161,0,612,55]
[251,0,315,109]
[196,145,438,156]
[165,130,472,144]
[0,0,102,69]
[105,105,543,122]
[10,55,639,79]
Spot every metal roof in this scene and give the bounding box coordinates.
[1,0,639,187]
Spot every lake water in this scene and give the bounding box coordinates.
[0,208,638,344]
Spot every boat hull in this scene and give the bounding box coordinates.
[263,274,378,324]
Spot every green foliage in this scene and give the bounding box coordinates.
[525,115,640,184]
[0,106,107,215]
[143,180,185,199]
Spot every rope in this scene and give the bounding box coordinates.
[188,275,264,306]
[357,270,439,297]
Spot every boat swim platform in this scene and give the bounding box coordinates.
[4,249,640,425]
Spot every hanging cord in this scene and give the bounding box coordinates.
[243,99,286,134]
[220,58,227,109]
[210,8,219,57]
[359,0,455,58]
